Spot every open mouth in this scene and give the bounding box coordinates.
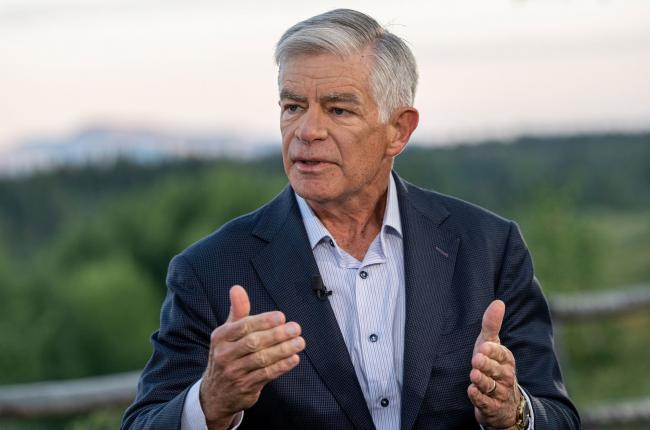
[294,159,332,171]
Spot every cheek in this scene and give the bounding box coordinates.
[340,135,384,170]
[280,118,294,139]
[281,151,293,179]
[280,126,293,155]
[280,137,292,173]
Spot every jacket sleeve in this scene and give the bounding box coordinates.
[496,221,580,430]
[121,254,216,430]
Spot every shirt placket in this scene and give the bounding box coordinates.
[355,244,399,426]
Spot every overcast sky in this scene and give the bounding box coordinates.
[1,0,649,151]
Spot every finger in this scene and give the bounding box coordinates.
[472,352,504,381]
[246,353,301,386]
[472,352,516,388]
[233,322,302,358]
[480,300,505,343]
[467,383,496,413]
[227,285,251,323]
[237,336,305,372]
[215,311,286,343]
[479,341,515,366]
[470,368,498,396]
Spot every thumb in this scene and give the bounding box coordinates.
[227,285,250,322]
[479,299,505,343]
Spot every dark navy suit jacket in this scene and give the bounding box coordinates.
[122,173,579,429]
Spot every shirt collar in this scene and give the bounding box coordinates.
[296,174,403,250]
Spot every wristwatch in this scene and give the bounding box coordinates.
[515,388,531,429]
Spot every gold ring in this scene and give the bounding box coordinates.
[487,379,497,394]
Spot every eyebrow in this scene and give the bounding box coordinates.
[279,89,362,106]
[321,93,361,106]
[279,89,307,102]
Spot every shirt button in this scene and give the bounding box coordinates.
[369,334,378,343]
[329,238,335,247]
[359,270,368,279]
[380,398,389,407]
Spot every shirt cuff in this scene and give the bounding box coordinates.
[181,378,244,430]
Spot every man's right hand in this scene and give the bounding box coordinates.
[199,285,305,430]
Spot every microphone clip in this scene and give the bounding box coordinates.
[312,275,332,301]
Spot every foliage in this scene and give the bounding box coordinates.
[0,133,648,428]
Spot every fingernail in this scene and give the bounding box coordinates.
[274,312,283,324]
[293,338,303,349]
[286,323,297,336]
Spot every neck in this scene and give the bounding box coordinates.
[306,171,391,261]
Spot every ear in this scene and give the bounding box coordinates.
[385,107,419,157]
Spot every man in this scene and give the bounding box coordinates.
[122,9,579,430]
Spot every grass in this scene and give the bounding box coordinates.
[589,210,650,286]
[545,210,650,429]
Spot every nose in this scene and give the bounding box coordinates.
[295,106,327,143]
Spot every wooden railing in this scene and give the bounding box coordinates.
[549,284,650,322]
[549,284,650,428]
[1,284,649,428]
[0,371,138,418]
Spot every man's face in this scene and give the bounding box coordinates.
[279,51,394,205]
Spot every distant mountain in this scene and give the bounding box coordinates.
[0,125,279,177]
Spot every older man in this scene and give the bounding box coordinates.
[122,9,579,430]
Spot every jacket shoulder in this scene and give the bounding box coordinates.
[176,185,294,266]
[178,204,267,267]
[402,180,513,234]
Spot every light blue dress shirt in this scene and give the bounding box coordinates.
[295,175,405,430]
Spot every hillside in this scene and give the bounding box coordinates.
[0,132,648,429]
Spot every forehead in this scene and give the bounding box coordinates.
[278,52,374,99]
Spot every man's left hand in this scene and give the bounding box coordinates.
[467,300,521,430]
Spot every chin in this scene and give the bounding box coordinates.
[288,168,348,203]
[290,180,334,203]
[292,186,330,203]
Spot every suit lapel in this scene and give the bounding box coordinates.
[251,187,376,430]
[395,176,460,430]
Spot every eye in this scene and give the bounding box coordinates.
[282,104,301,114]
[332,107,347,116]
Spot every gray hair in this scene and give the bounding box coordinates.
[275,9,418,122]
